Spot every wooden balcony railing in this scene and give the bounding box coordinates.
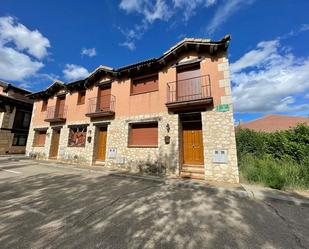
[44,105,67,122]
[85,94,116,118]
[166,75,212,110]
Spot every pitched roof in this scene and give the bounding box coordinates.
[28,35,231,99]
[238,115,309,132]
[0,80,31,94]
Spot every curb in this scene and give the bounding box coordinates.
[101,172,309,207]
[35,161,309,208]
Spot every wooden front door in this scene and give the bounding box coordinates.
[96,127,107,161]
[182,122,204,165]
[56,96,65,117]
[97,86,111,112]
[50,129,61,158]
[177,64,201,101]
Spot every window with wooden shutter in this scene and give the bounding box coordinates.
[34,130,47,147]
[41,99,48,111]
[77,91,86,105]
[131,74,158,95]
[128,122,158,147]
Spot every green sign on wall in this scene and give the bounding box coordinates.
[216,104,229,112]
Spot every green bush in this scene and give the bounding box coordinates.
[236,124,309,190]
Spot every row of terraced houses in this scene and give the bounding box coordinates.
[26,36,239,183]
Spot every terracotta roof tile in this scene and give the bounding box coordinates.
[239,115,309,132]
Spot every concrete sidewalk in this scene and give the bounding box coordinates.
[31,159,309,208]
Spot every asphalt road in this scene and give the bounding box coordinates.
[0,159,308,249]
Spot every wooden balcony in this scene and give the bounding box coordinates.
[166,75,212,111]
[85,94,115,118]
[44,105,67,122]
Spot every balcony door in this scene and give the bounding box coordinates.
[177,64,201,102]
[56,96,65,118]
[97,85,111,112]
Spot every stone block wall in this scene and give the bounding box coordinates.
[0,109,14,154]
[202,109,239,183]
[57,122,96,165]
[104,112,179,175]
[200,56,239,183]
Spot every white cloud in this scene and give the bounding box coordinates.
[119,0,171,23]
[119,41,136,51]
[63,64,89,81]
[231,39,309,113]
[81,47,96,57]
[206,0,254,34]
[173,0,217,21]
[230,40,279,73]
[0,16,50,59]
[118,0,218,50]
[0,16,50,81]
[0,46,44,81]
[118,0,171,49]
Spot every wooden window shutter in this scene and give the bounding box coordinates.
[131,74,158,95]
[129,122,158,147]
[35,130,46,146]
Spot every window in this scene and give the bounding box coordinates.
[13,110,31,129]
[12,134,27,146]
[131,74,158,95]
[68,126,87,147]
[77,91,86,105]
[34,130,47,147]
[128,122,158,147]
[41,99,48,111]
[22,113,31,128]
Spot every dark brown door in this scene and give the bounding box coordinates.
[177,64,201,101]
[50,129,61,158]
[96,127,107,161]
[56,96,65,118]
[98,86,111,111]
[182,122,204,165]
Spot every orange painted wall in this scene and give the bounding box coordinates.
[31,51,228,125]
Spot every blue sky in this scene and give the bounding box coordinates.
[0,0,309,122]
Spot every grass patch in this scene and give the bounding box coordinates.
[236,125,309,190]
[239,154,309,190]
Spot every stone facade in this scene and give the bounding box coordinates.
[202,109,239,183]
[104,112,179,175]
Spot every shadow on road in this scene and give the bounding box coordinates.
[0,171,308,249]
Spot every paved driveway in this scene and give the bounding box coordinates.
[0,159,308,249]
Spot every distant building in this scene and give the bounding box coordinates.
[238,114,309,133]
[0,81,33,154]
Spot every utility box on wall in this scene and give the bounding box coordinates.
[108,148,117,158]
[213,149,228,164]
